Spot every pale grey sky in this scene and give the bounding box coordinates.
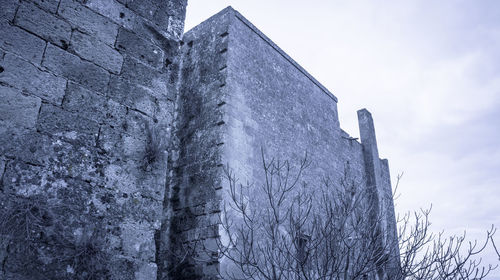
[184,0,500,275]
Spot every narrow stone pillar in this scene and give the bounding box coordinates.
[358,108,382,189]
[358,108,400,277]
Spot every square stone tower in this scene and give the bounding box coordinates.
[161,7,398,279]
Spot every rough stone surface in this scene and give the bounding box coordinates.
[0,156,5,183]
[62,82,126,126]
[58,0,119,46]
[37,103,100,145]
[70,31,124,74]
[0,53,67,104]
[120,56,168,93]
[84,0,187,40]
[0,3,396,280]
[0,0,19,23]
[108,75,158,117]
[81,0,155,42]
[116,27,164,68]
[0,21,46,65]
[0,1,183,279]
[32,0,60,14]
[42,43,110,92]
[29,0,60,13]
[14,2,72,48]
[0,85,41,129]
[135,262,157,280]
[158,9,231,279]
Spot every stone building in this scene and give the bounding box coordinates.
[0,0,397,279]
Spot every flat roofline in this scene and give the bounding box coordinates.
[185,6,338,103]
[230,8,338,103]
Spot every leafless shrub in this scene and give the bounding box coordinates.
[143,121,166,170]
[0,193,55,277]
[199,151,497,280]
[0,193,109,279]
[397,208,497,279]
[66,226,110,280]
[492,234,500,262]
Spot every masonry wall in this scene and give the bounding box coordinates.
[223,10,368,189]
[0,0,186,278]
[158,9,232,279]
[170,7,397,279]
[0,2,397,279]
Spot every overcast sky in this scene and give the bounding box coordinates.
[184,0,500,274]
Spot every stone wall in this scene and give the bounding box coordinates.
[0,2,396,279]
[157,8,233,279]
[168,7,397,279]
[0,0,187,278]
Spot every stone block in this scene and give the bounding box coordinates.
[122,0,185,39]
[0,131,105,183]
[0,130,51,164]
[70,31,123,74]
[0,85,41,129]
[122,109,150,140]
[119,193,163,223]
[37,103,99,145]
[14,2,71,48]
[62,82,126,126]
[62,82,106,119]
[125,0,158,22]
[104,163,140,194]
[120,221,156,261]
[105,98,128,128]
[97,110,151,157]
[0,53,66,104]
[0,120,32,157]
[42,44,110,92]
[2,159,95,202]
[167,15,185,40]
[98,125,147,160]
[116,28,164,68]
[0,21,46,64]
[58,0,119,46]
[0,0,19,23]
[30,0,60,13]
[106,257,136,280]
[83,0,177,44]
[120,57,167,93]
[2,160,44,196]
[108,75,157,116]
[168,0,188,20]
[135,262,157,280]
[82,0,138,30]
[154,99,174,127]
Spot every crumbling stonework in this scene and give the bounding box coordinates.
[1,0,186,278]
[0,1,396,279]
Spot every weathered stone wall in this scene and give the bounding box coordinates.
[169,7,397,279]
[224,9,365,187]
[0,0,187,278]
[158,8,232,279]
[1,2,396,279]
